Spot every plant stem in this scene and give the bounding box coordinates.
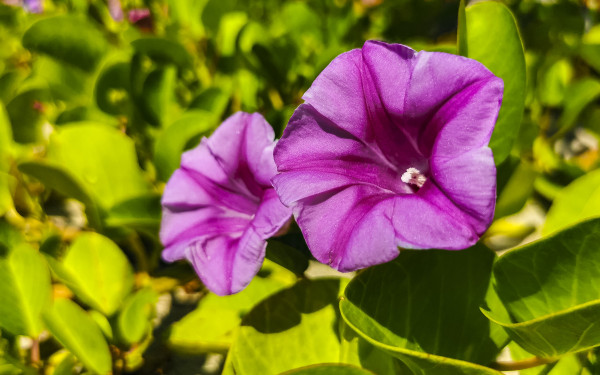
[491,356,558,371]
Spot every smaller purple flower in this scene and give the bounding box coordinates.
[2,0,42,13]
[272,41,503,272]
[160,112,292,295]
[108,0,123,22]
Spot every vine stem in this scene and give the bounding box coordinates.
[491,356,557,371]
[30,339,40,364]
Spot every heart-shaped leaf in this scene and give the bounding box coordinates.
[486,218,600,358]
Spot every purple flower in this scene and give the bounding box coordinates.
[108,0,124,22]
[272,41,503,272]
[2,0,42,13]
[160,112,292,295]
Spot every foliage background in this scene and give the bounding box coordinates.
[1,0,600,374]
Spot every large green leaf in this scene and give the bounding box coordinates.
[117,287,158,345]
[340,246,505,374]
[22,16,108,73]
[0,243,51,337]
[50,232,134,316]
[543,168,600,235]
[153,110,218,181]
[462,1,526,165]
[487,218,600,358]
[47,123,149,209]
[225,279,345,375]
[42,299,112,374]
[168,275,289,353]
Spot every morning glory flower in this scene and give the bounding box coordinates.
[160,112,292,295]
[3,0,42,13]
[272,41,503,272]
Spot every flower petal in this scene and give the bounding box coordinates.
[186,227,265,296]
[407,51,503,157]
[274,104,412,205]
[392,182,481,250]
[250,188,292,238]
[302,49,368,139]
[294,185,399,272]
[431,147,496,230]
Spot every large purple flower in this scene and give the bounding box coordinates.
[160,112,292,295]
[272,41,503,272]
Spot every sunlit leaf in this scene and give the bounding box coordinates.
[544,168,600,235]
[50,232,134,316]
[154,110,218,181]
[464,1,526,165]
[0,243,51,337]
[42,299,112,374]
[281,364,375,375]
[225,279,344,374]
[486,218,600,357]
[47,123,149,209]
[117,287,158,345]
[168,276,288,353]
[139,66,178,127]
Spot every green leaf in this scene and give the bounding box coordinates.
[457,0,468,57]
[47,123,149,209]
[168,276,288,353]
[487,218,600,358]
[139,66,178,127]
[465,1,526,165]
[0,243,51,337]
[131,38,194,70]
[537,59,573,107]
[281,364,375,375]
[53,232,134,316]
[117,287,158,345]
[6,89,51,144]
[18,161,102,230]
[42,299,112,374]
[22,16,108,73]
[340,246,505,374]
[494,159,537,219]
[95,62,132,116]
[0,102,13,216]
[225,279,344,374]
[188,87,230,117]
[105,194,161,234]
[555,78,600,138]
[339,320,407,375]
[154,110,218,181]
[18,161,94,206]
[543,168,600,235]
[265,239,309,276]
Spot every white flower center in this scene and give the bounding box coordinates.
[401,167,427,188]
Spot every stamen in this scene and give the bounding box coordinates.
[401,167,427,188]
